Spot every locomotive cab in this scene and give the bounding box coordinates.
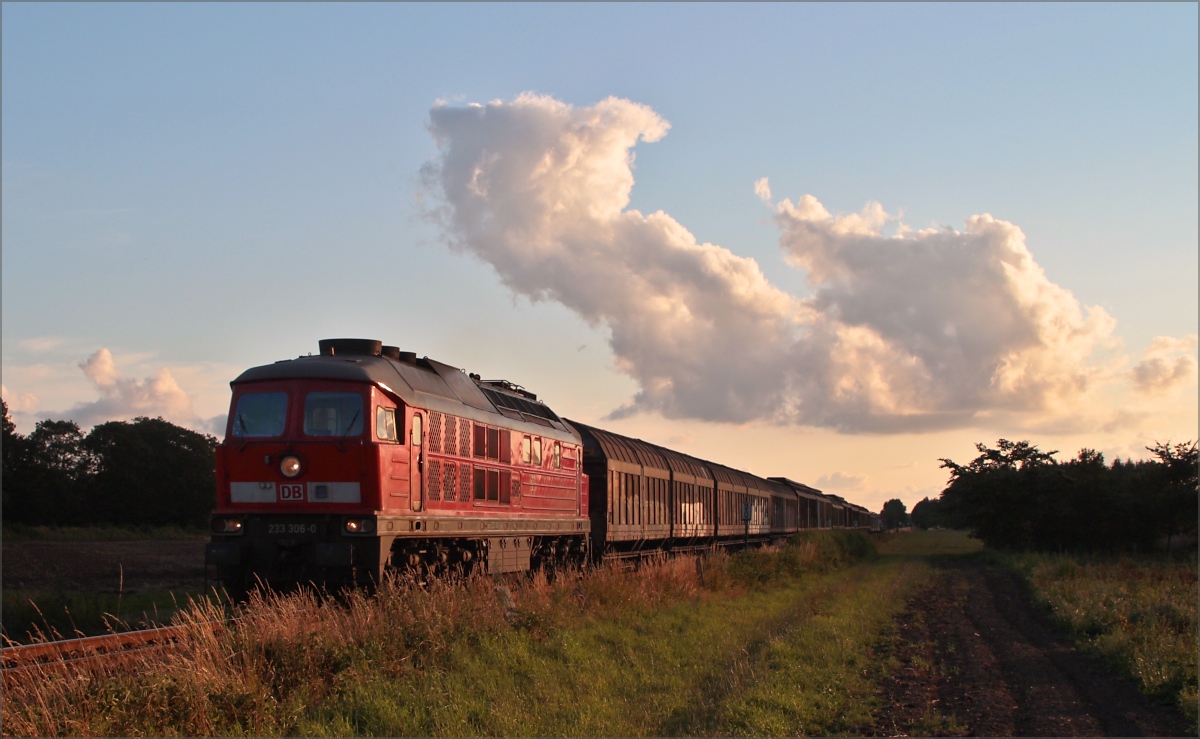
[207,376,416,592]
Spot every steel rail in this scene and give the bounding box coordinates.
[2,623,207,676]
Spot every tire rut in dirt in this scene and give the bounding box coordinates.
[973,563,1190,737]
[871,569,1017,737]
[872,558,1191,737]
[964,563,1104,736]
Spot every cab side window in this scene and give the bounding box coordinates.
[375,406,397,442]
[411,414,423,446]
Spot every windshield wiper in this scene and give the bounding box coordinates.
[336,409,361,451]
[236,413,250,451]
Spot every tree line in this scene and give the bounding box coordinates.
[907,438,1198,553]
[2,398,217,529]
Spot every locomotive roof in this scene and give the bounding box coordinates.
[232,347,579,444]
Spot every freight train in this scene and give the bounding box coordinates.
[205,339,879,592]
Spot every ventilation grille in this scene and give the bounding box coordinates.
[481,387,561,423]
[429,412,443,454]
[443,461,457,502]
[444,416,457,456]
[458,462,471,502]
[459,421,471,459]
[427,459,442,501]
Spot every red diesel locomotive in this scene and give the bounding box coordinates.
[205,338,589,591]
[205,339,876,591]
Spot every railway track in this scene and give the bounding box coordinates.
[1,623,203,676]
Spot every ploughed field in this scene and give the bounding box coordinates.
[3,539,206,593]
[3,533,208,643]
[2,530,1195,737]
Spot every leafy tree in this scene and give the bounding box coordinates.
[5,417,93,524]
[910,497,944,529]
[938,439,1060,550]
[3,405,218,529]
[1144,441,1199,549]
[938,438,1196,553]
[939,438,1058,477]
[880,498,908,529]
[2,397,28,516]
[85,417,218,527]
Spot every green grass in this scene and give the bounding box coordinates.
[4,531,930,737]
[875,528,984,557]
[2,588,215,643]
[1006,552,1198,729]
[295,559,927,736]
[1,523,209,542]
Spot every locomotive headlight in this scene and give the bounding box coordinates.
[280,455,302,478]
[211,517,244,534]
[343,518,375,534]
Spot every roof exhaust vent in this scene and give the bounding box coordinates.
[397,351,418,364]
[319,338,382,357]
[381,346,401,360]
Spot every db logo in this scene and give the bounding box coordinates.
[279,483,305,501]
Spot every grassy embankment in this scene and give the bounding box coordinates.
[3,530,942,737]
[2,524,211,644]
[1006,551,1198,728]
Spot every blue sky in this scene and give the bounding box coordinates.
[3,3,1196,511]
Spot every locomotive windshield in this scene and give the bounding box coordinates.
[231,392,287,438]
[304,391,364,437]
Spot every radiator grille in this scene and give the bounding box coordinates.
[444,416,457,456]
[443,460,457,502]
[458,462,471,502]
[429,412,443,454]
[427,459,442,501]
[458,420,470,459]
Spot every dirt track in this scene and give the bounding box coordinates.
[2,540,207,593]
[873,559,1192,737]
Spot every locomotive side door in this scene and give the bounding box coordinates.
[380,403,410,506]
[409,411,424,512]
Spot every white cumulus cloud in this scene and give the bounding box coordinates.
[1,384,39,414]
[421,93,1166,434]
[423,93,799,423]
[1131,335,1198,392]
[63,348,222,434]
[773,197,1118,431]
[815,471,867,490]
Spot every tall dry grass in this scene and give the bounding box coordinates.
[1,531,874,737]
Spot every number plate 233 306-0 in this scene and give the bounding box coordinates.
[265,521,321,537]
